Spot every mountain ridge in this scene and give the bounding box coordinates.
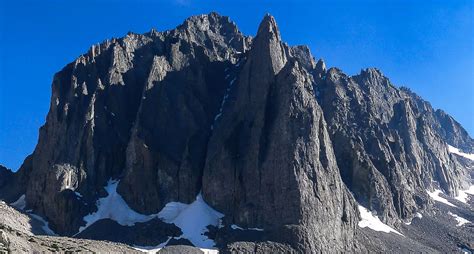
[0,12,473,253]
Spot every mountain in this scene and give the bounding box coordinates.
[0,12,473,253]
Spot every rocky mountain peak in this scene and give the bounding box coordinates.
[316,58,327,73]
[250,14,287,77]
[256,14,281,41]
[179,12,236,34]
[1,12,473,254]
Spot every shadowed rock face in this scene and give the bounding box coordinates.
[1,12,472,252]
[202,15,357,252]
[14,12,251,235]
[0,165,12,189]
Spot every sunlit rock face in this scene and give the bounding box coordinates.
[316,68,472,227]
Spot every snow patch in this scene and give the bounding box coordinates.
[448,145,474,161]
[134,238,218,254]
[133,237,171,253]
[11,194,26,210]
[230,224,264,231]
[455,186,474,204]
[158,193,224,249]
[77,179,157,234]
[200,249,219,254]
[448,212,470,227]
[358,205,403,236]
[461,247,473,254]
[74,191,83,200]
[29,213,58,236]
[427,189,457,207]
[210,71,237,131]
[404,212,423,225]
[230,224,243,230]
[213,113,222,122]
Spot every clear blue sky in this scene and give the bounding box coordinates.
[0,0,473,171]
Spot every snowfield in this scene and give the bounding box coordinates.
[10,194,26,210]
[357,205,403,236]
[9,193,57,236]
[77,179,157,234]
[426,189,457,207]
[29,213,58,236]
[78,179,225,250]
[448,212,471,227]
[158,193,224,249]
[455,186,474,204]
[448,212,470,227]
[448,145,474,161]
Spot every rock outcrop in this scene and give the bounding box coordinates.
[202,15,357,252]
[0,165,13,192]
[0,12,472,253]
[0,201,141,253]
[315,67,471,226]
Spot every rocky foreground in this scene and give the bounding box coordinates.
[0,12,473,253]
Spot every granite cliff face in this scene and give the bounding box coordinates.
[0,12,473,252]
[202,16,357,252]
[315,68,471,226]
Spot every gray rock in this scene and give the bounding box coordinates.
[76,218,181,246]
[0,12,472,253]
[315,67,472,226]
[158,245,204,254]
[0,201,140,253]
[202,15,357,252]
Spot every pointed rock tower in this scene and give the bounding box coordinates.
[202,14,357,252]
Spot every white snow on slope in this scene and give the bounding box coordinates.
[426,189,457,207]
[358,205,403,236]
[10,194,26,210]
[158,193,224,249]
[448,145,474,161]
[134,242,218,254]
[29,213,58,236]
[210,68,238,131]
[230,224,264,231]
[133,237,171,253]
[133,246,162,253]
[78,179,157,234]
[200,249,219,254]
[404,212,423,225]
[455,186,474,204]
[448,212,470,227]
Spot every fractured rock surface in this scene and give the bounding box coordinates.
[0,12,473,253]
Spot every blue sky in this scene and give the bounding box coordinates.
[0,0,473,171]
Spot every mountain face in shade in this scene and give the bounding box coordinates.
[0,13,473,253]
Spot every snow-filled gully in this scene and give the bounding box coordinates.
[210,60,241,131]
